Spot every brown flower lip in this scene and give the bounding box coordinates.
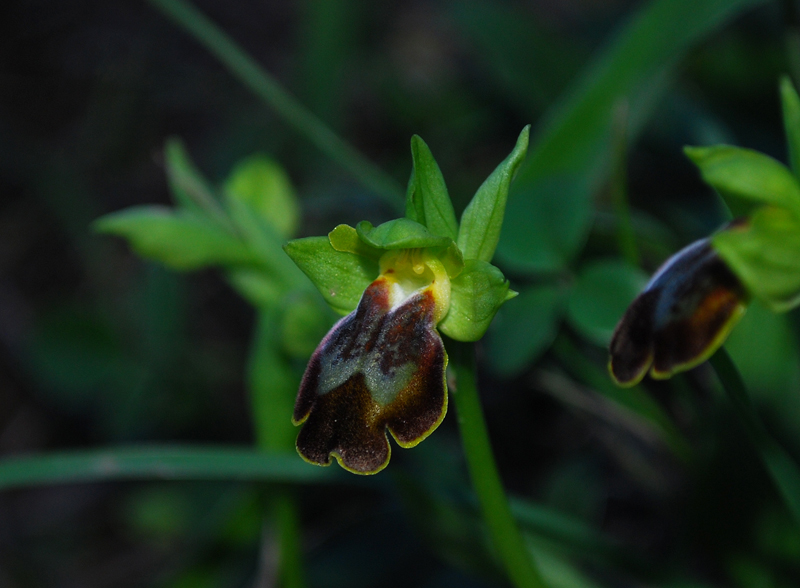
[608,227,748,387]
[293,251,450,474]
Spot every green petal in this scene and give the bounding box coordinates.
[438,259,511,342]
[356,218,452,250]
[458,125,530,262]
[328,224,383,260]
[283,236,377,315]
[713,207,800,312]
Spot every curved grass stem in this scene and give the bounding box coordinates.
[146,0,404,209]
[449,341,549,588]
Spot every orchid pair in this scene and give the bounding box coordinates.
[284,128,529,474]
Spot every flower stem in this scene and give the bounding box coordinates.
[449,341,549,588]
[248,311,307,588]
[710,348,800,527]
[145,0,404,210]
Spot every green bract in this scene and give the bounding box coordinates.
[686,77,800,314]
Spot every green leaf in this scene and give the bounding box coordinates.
[780,76,800,177]
[224,196,306,289]
[226,268,283,308]
[438,259,511,342]
[486,285,564,376]
[496,175,592,272]
[684,145,800,218]
[94,205,256,270]
[501,0,767,274]
[713,206,800,312]
[458,125,530,263]
[283,236,377,315]
[224,154,300,238]
[407,136,459,240]
[356,218,452,250]
[566,259,649,347]
[164,138,224,217]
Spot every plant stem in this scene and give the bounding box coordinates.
[449,341,549,588]
[145,0,404,210]
[248,311,306,588]
[710,348,800,527]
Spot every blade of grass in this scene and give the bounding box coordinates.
[146,0,403,209]
[0,446,340,490]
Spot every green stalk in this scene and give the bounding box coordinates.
[145,0,404,209]
[449,341,549,588]
[710,348,800,527]
[248,311,306,588]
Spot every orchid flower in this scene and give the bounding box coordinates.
[284,128,530,473]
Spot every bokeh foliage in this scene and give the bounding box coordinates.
[2,0,800,587]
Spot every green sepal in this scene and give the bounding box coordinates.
[780,76,800,177]
[712,206,800,312]
[458,125,530,262]
[224,154,300,238]
[328,224,383,260]
[407,136,459,240]
[684,145,800,219]
[438,259,512,342]
[356,218,452,250]
[93,205,256,270]
[283,236,377,315]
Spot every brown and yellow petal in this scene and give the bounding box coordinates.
[609,234,748,387]
[293,271,448,474]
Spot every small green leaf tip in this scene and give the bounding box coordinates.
[458,125,530,263]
